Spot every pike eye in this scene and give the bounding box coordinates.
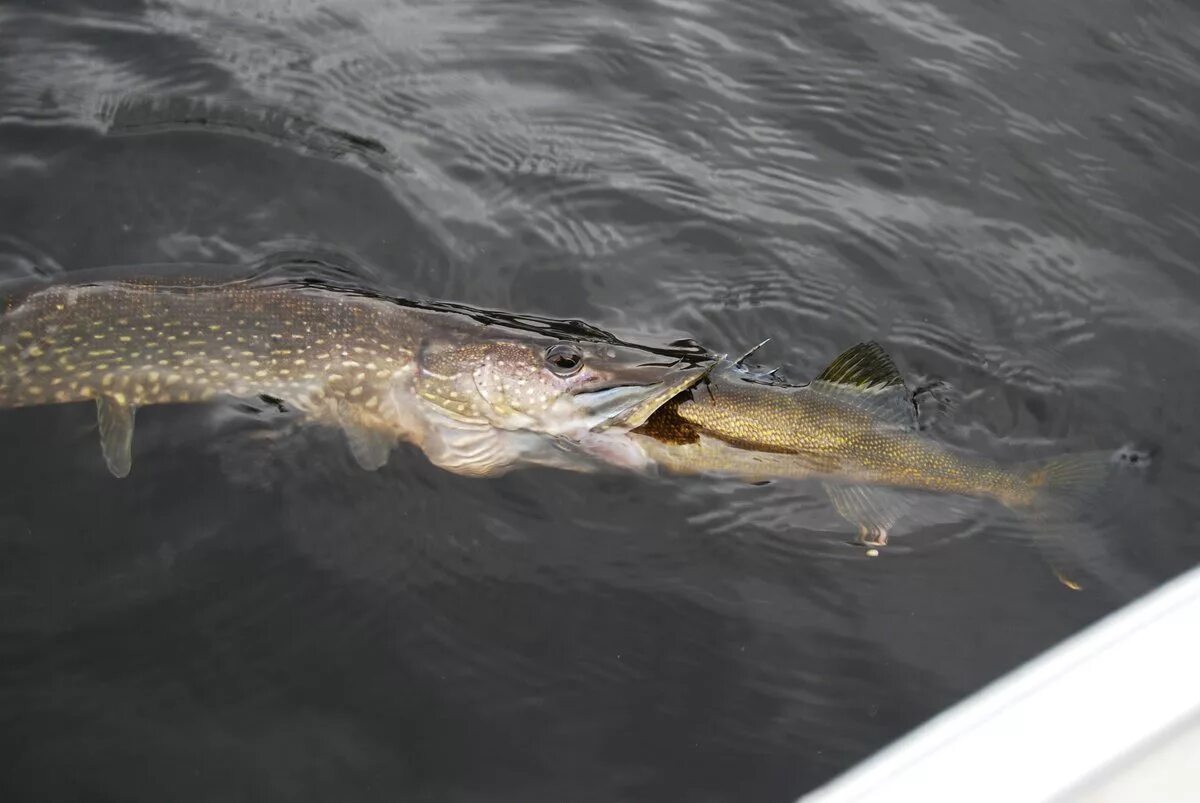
[545,343,583,376]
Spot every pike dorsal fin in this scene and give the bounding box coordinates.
[96,397,136,478]
[815,342,905,390]
[811,342,915,428]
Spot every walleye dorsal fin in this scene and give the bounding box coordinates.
[815,342,905,390]
[811,342,915,428]
[342,422,394,471]
[96,396,136,478]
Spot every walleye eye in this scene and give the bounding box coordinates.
[545,343,583,376]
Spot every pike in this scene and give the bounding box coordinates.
[0,276,710,477]
[628,342,1133,559]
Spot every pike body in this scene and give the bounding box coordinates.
[0,276,708,477]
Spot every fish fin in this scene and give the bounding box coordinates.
[734,338,771,367]
[1014,447,1153,593]
[810,343,915,428]
[96,396,136,478]
[912,379,959,432]
[1019,451,1115,512]
[342,423,394,471]
[823,482,912,547]
[815,341,906,390]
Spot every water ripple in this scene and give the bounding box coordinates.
[3,0,1200,796]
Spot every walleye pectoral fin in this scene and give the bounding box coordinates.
[96,397,136,478]
[823,482,911,547]
[811,342,916,428]
[342,423,394,471]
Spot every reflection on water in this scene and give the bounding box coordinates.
[2,0,1199,800]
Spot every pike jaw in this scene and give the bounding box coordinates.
[410,339,711,475]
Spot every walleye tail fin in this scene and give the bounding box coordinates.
[1014,446,1153,593]
[1018,450,1114,516]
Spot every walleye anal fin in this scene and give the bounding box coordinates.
[811,342,916,428]
[823,482,912,548]
[96,396,136,478]
[342,422,394,471]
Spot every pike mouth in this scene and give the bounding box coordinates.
[576,360,714,431]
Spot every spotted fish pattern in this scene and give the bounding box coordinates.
[0,277,708,477]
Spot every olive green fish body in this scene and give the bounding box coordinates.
[630,343,1111,547]
[668,380,1032,505]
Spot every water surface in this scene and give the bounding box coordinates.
[1,0,1199,800]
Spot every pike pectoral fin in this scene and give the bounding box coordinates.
[342,423,394,471]
[96,397,136,478]
[823,482,911,547]
[812,342,916,428]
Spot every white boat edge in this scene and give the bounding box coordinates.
[797,562,1200,803]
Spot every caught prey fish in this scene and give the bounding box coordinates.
[0,276,710,478]
[627,342,1135,558]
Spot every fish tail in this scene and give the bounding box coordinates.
[1012,446,1153,593]
[1016,450,1115,515]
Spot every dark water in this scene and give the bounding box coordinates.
[2,0,1199,800]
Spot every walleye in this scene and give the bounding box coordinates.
[629,342,1126,551]
[0,276,709,477]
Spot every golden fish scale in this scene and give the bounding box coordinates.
[671,381,1033,505]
